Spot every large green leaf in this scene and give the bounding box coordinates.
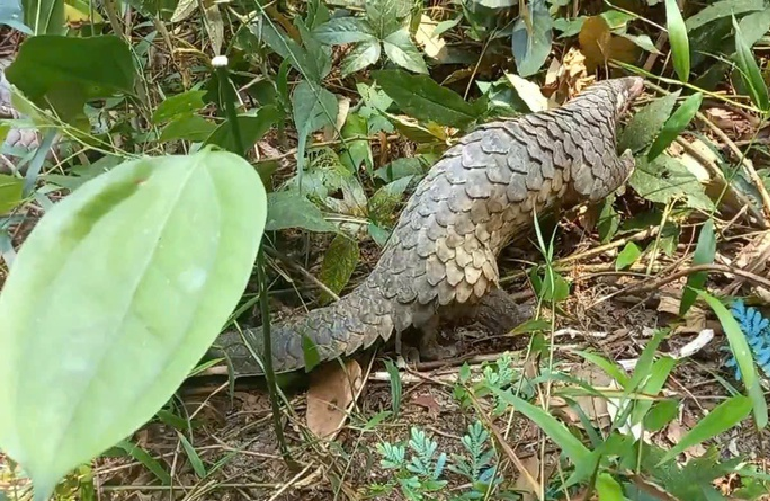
[313,17,377,44]
[0,147,267,500]
[629,154,713,210]
[5,35,135,127]
[265,191,336,232]
[647,92,702,161]
[685,0,765,31]
[618,92,679,153]
[382,29,428,74]
[204,106,281,155]
[340,40,381,77]
[510,0,553,77]
[372,69,482,128]
[152,89,208,123]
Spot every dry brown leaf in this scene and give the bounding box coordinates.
[578,16,641,73]
[514,456,540,501]
[410,392,441,419]
[415,15,448,60]
[306,359,363,440]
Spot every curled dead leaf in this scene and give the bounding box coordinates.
[306,359,363,440]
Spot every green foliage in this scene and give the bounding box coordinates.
[314,0,427,75]
[318,233,359,304]
[510,0,553,77]
[0,148,268,501]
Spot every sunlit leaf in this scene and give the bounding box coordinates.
[665,0,690,82]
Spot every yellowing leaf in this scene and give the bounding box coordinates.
[415,14,447,60]
[578,16,641,72]
[505,73,548,112]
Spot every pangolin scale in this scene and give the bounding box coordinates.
[208,76,645,376]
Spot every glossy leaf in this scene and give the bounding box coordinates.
[313,17,376,44]
[341,40,381,77]
[382,29,429,74]
[510,0,553,77]
[680,218,715,315]
[664,0,690,82]
[0,147,267,501]
[732,15,770,113]
[372,69,481,128]
[647,92,703,161]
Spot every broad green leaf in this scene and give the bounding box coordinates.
[5,35,135,126]
[318,234,359,304]
[647,92,703,161]
[365,0,410,38]
[372,69,480,127]
[382,29,429,74]
[685,0,765,31]
[23,0,64,34]
[152,89,208,123]
[700,290,767,429]
[615,242,641,271]
[680,218,715,315]
[664,0,690,82]
[0,147,267,501]
[732,15,770,113]
[510,0,553,77]
[492,387,591,464]
[553,16,585,37]
[341,40,382,77]
[618,91,680,153]
[374,157,428,182]
[642,399,679,432]
[204,106,281,155]
[265,191,336,232]
[0,174,24,214]
[159,115,216,142]
[629,154,713,211]
[595,472,624,501]
[659,394,753,465]
[313,17,377,44]
[292,81,338,138]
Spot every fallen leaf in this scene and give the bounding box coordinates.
[505,73,549,112]
[514,456,540,501]
[578,16,641,72]
[306,359,363,440]
[415,15,448,60]
[410,392,441,419]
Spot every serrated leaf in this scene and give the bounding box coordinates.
[313,17,376,44]
[615,242,641,271]
[0,147,267,501]
[664,0,690,82]
[159,115,216,142]
[366,0,411,38]
[685,0,765,31]
[619,91,680,153]
[0,174,24,214]
[647,92,702,161]
[629,154,713,210]
[680,218,715,315]
[152,89,208,123]
[510,0,553,77]
[341,40,382,77]
[204,106,281,155]
[382,29,429,74]
[319,234,359,304]
[292,80,338,138]
[372,69,481,127]
[265,191,336,232]
[732,15,770,112]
